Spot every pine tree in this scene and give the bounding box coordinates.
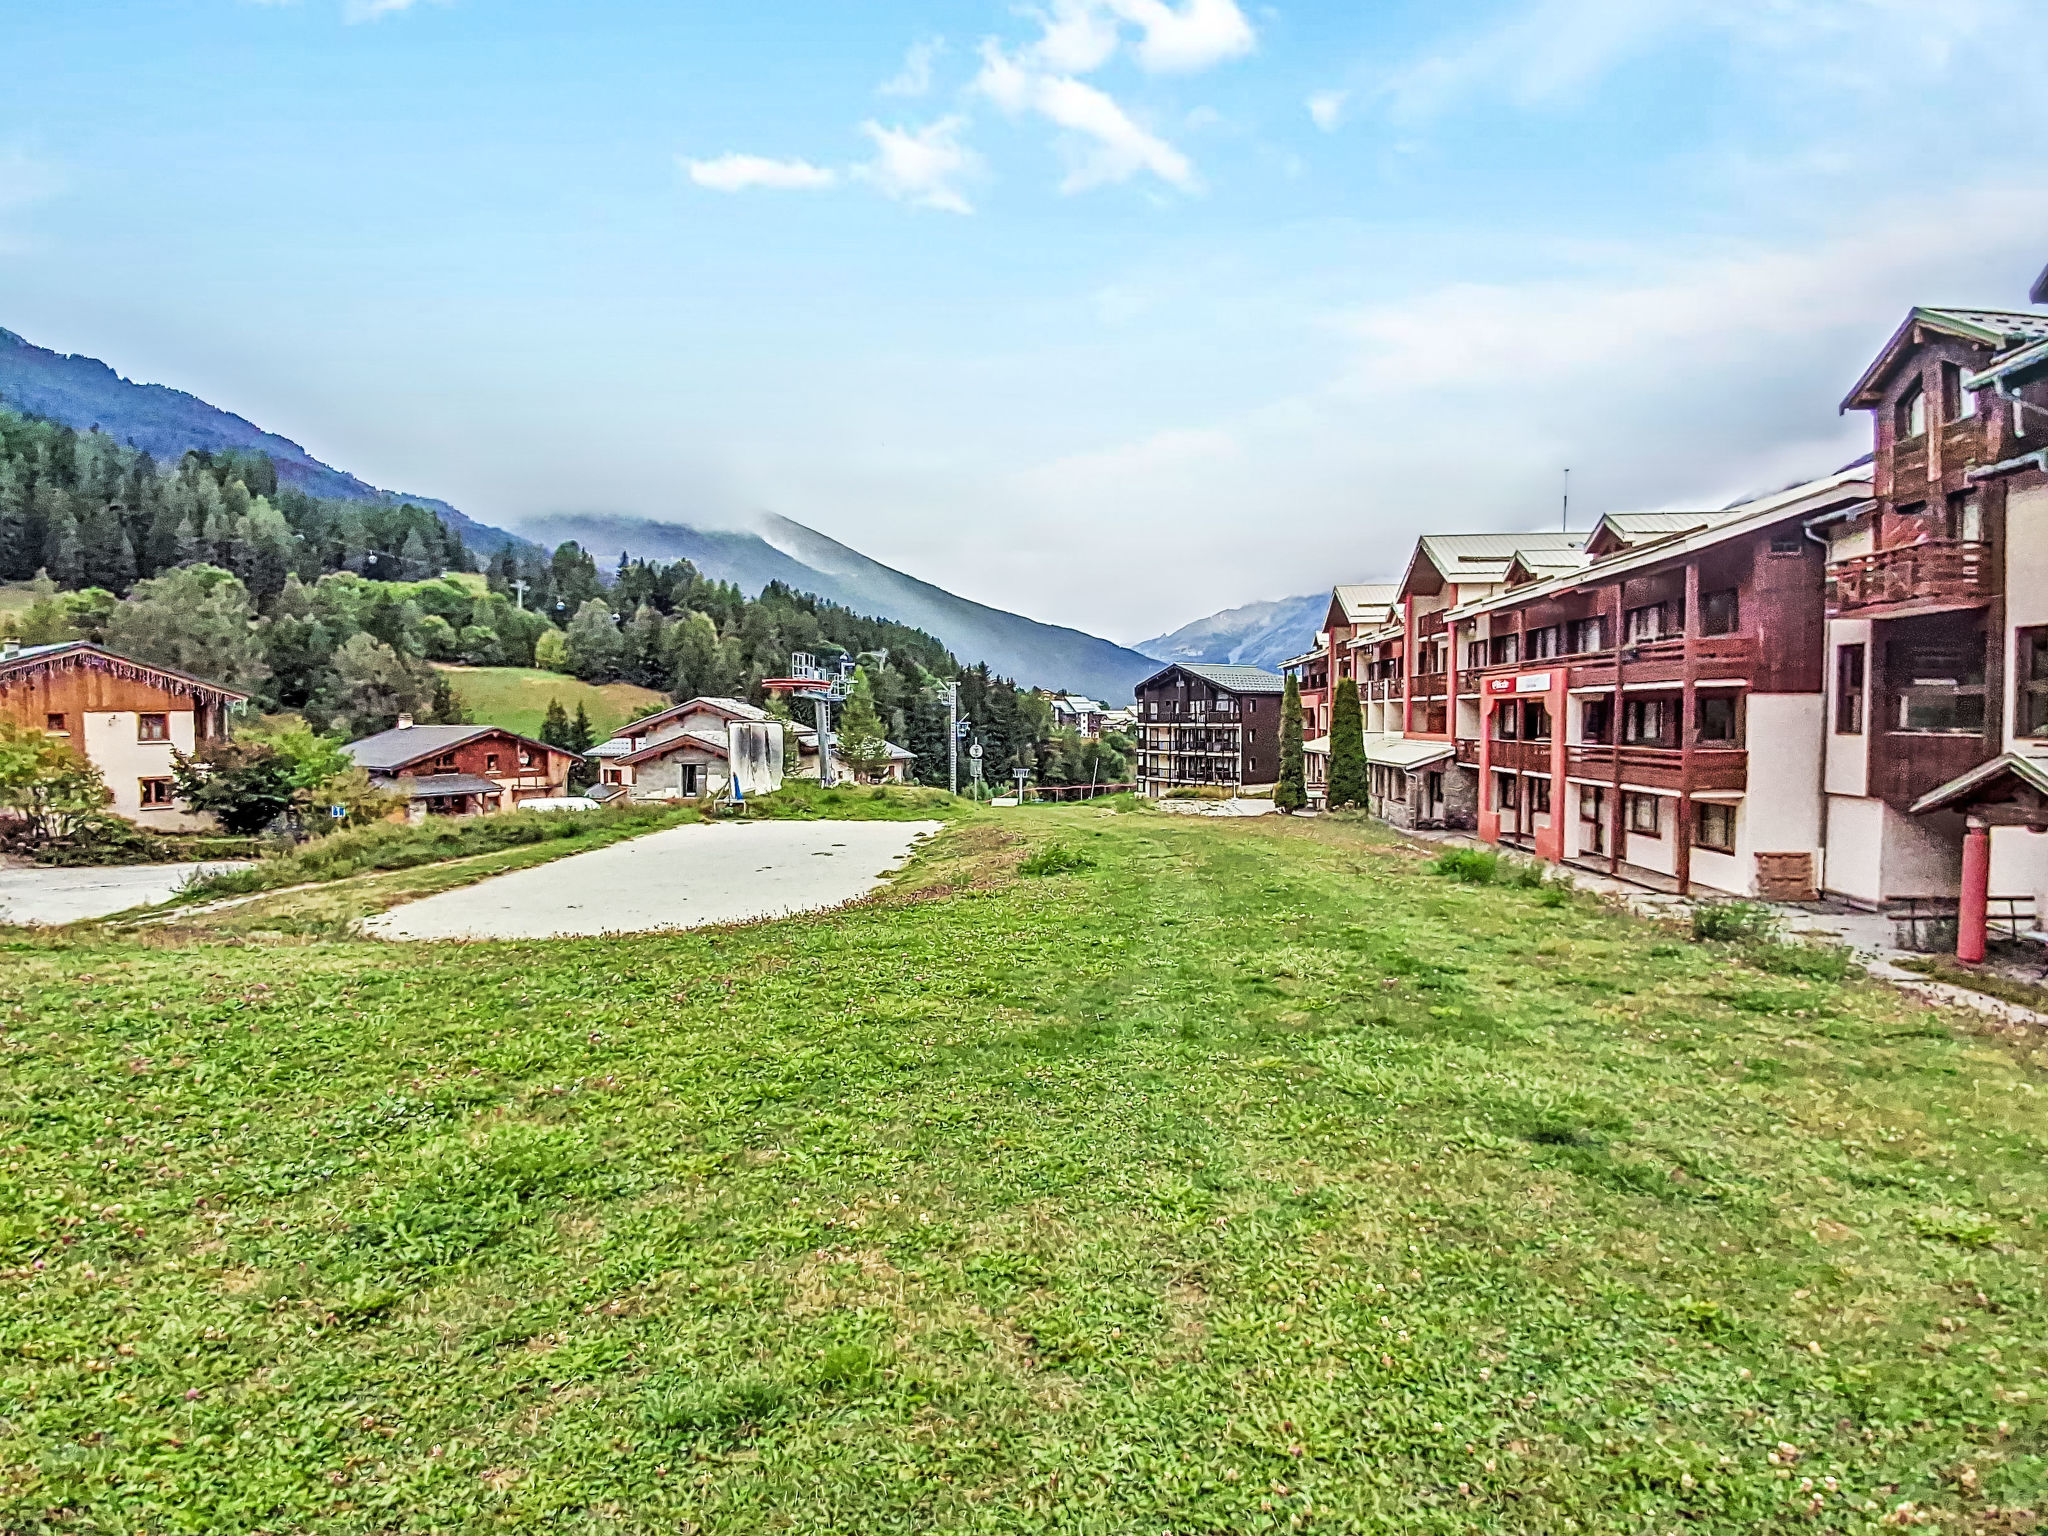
[837,667,892,782]
[1275,673,1307,812]
[1325,677,1369,810]
[570,702,595,755]
[540,698,574,750]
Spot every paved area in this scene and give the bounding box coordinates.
[1156,798,1276,817]
[0,862,253,926]
[363,819,944,941]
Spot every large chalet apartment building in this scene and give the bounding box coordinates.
[1133,663,1285,796]
[1281,277,2048,938]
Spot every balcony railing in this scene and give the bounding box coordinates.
[1566,744,1748,793]
[1827,539,1992,617]
[1567,633,1758,689]
[1484,738,1555,773]
[1416,610,1448,637]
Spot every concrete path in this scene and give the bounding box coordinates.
[0,861,253,926]
[363,819,944,941]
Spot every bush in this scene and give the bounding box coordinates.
[1431,848,1501,883]
[1020,841,1096,876]
[1692,901,1778,943]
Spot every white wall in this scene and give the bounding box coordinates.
[1989,826,2048,916]
[1881,804,1964,899]
[1745,695,1824,855]
[1824,618,1872,797]
[1824,795,1886,905]
[2005,484,2048,753]
[80,708,211,831]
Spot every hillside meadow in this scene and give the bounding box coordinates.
[433,665,667,742]
[1,804,2043,1533]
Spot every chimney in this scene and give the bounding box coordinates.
[396,714,414,730]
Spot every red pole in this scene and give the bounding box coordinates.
[1958,820,1991,965]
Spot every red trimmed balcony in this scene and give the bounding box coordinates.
[1827,540,1992,619]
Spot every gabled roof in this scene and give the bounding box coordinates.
[1908,752,2048,817]
[1583,510,1748,559]
[612,695,772,739]
[346,723,566,773]
[1401,532,1589,598]
[1135,662,1286,696]
[1464,466,1873,621]
[616,729,734,766]
[1328,582,1400,628]
[2034,265,2048,307]
[0,640,249,704]
[1842,307,2048,410]
[1504,549,1594,586]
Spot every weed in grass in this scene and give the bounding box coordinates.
[1019,840,1096,876]
[1431,846,1500,883]
[1692,899,1779,942]
[1748,939,1853,980]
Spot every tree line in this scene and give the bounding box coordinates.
[1,407,1131,788]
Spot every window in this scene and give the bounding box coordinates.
[1769,535,1803,556]
[1495,702,1519,739]
[45,713,67,735]
[2019,628,2048,738]
[1496,772,1519,810]
[137,713,170,742]
[1581,698,1612,744]
[1948,494,1983,543]
[1523,701,1552,740]
[1626,791,1662,837]
[1466,641,1486,670]
[1897,379,1926,439]
[1835,644,1865,734]
[1567,616,1607,654]
[1529,777,1551,814]
[519,748,534,768]
[1697,695,1737,743]
[1625,603,1669,642]
[1701,589,1740,635]
[1580,785,1607,855]
[1695,802,1736,853]
[1889,623,1986,733]
[1526,625,1560,660]
[1623,698,1670,746]
[138,777,175,807]
[1946,362,1974,423]
[433,752,458,772]
[1489,633,1520,667]
[485,752,500,773]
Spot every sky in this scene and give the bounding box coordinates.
[4,0,2046,646]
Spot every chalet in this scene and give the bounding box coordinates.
[1820,302,2048,942]
[590,697,787,801]
[0,640,247,831]
[1133,663,1284,797]
[1048,694,1107,737]
[344,720,580,818]
[1452,468,1871,897]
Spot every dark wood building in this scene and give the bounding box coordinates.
[343,721,580,817]
[1133,664,1284,797]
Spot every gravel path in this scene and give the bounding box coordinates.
[362,819,943,941]
[0,862,253,926]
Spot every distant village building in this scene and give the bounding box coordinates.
[590,697,788,801]
[1133,663,1284,797]
[0,640,247,831]
[1048,694,1107,737]
[344,721,579,819]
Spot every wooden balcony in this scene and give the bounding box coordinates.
[1454,738,1480,766]
[1889,438,1928,488]
[1567,744,1748,793]
[1567,633,1757,690]
[1416,610,1448,638]
[1827,540,1992,618]
[1409,674,1448,701]
[1485,738,1555,773]
[1870,730,1996,810]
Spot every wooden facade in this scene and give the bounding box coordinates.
[1133,664,1284,796]
[346,723,579,817]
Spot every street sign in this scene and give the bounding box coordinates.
[968,743,983,759]
[329,804,346,819]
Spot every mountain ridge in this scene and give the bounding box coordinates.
[1137,590,1330,672]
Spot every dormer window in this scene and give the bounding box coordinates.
[1945,363,1974,423]
[1896,379,1926,439]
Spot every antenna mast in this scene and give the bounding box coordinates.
[1561,467,1570,532]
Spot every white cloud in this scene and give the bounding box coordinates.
[683,154,839,193]
[856,118,978,213]
[1026,0,1123,73]
[881,37,944,97]
[1306,89,1347,132]
[1103,0,1255,73]
[977,42,1197,193]
[344,0,426,20]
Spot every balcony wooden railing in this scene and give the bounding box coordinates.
[1890,439,1928,487]
[1416,609,1449,637]
[1484,738,1555,773]
[1566,744,1748,793]
[1409,675,1448,700]
[1827,539,1993,617]
[1568,633,1757,690]
[1454,738,1480,766]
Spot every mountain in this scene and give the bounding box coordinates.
[518,510,1161,701]
[1138,591,1329,671]
[0,326,523,555]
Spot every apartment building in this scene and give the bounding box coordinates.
[1133,663,1284,796]
[1817,304,2048,946]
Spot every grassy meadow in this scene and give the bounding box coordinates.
[435,665,667,741]
[2,805,2045,1533]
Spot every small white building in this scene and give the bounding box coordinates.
[592,697,786,802]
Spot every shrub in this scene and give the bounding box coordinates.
[1020,841,1096,876]
[1692,901,1777,943]
[1432,848,1501,883]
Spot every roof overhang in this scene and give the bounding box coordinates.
[1967,335,2048,398]
[1364,735,1455,769]
[0,641,250,705]
[1908,751,2048,823]
[1842,308,2004,411]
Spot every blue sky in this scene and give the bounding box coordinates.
[5,0,2045,643]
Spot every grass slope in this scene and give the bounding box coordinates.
[436,665,667,742]
[2,809,2045,1532]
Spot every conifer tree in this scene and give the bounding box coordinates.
[1275,672,1307,812]
[1325,677,1369,810]
[540,698,574,751]
[837,667,892,782]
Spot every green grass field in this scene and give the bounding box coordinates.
[435,665,668,742]
[3,807,2044,1533]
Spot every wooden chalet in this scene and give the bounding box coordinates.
[0,640,247,831]
[1133,663,1284,797]
[343,720,579,818]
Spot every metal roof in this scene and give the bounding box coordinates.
[1365,734,1456,769]
[0,640,251,702]
[617,729,733,766]
[1403,532,1590,596]
[345,723,566,771]
[390,773,506,798]
[1908,752,2048,817]
[1331,583,1400,624]
[613,695,773,738]
[1842,306,2048,409]
[1139,662,1286,695]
